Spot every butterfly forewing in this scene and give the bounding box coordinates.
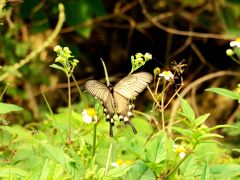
[85,80,110,103]
[114,72,153,99]
[85,80,117,114]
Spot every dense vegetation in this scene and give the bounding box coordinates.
[0,0,240,179]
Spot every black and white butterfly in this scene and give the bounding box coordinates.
[85,72,153,136]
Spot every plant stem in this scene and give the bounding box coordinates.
[71,74,88,107]
[0,83,9,101]
[92,123,97,157]
[67,75,72,143]
[105,142,113,175]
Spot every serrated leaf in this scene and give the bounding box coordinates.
[206,87,240,100]
[195,113,210,127]
[145,133,168,163]
[0,102,23,114]
[127,161,155,180]
[180,154,198,176]
[42,144,84,179]
[179,97,195,122]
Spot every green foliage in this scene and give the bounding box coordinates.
[0,102,23,114]
[64,0,106,38]
[206,87,240,101]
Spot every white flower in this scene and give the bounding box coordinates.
[82,108,97,124]
[159,71,174,81]
[179,152,186,159]
[173,144,187,159]
[111,162,119,167]
[230,38,240,48]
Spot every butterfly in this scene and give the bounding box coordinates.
[85,72,153,136]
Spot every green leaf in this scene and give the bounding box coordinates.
[195,113,210,127]
[106,165,132,178]
[127,161,155,180]
[179,97,195,122]
[172,127,193,137]
[64,0,106,38]
[206,87,240,100]
[42,144,84,178]
[180,154,198,176]
[49,64,65,72]
[201,160,210,180]
[0,126,33,142]
[0,102,23,114]
[210,164,240,177]
[198,133,224,140]
[0,167,27,178]
[145,133,168,163]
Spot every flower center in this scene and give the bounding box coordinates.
[86,108,97,117]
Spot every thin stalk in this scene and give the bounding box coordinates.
[0,83,9,101]
[92,123,97,157]
[71,74,88,107]
[67,75,72,143]
[100,58,110,86]
[161,94,165,131]
[231,56,240,65]
[104,142,113,175]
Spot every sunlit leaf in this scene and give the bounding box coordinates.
[206,87,240,100]
[0,167,27,178]
[145,133,168,163]
[195,113,210,127]
[179,97,195,122]
[127,161,155,180]
[0,102,23,114]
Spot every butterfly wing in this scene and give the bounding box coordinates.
[113,92,137,134]
[85,80,116,136]
[113,72,153,133]
[114,72,153,99]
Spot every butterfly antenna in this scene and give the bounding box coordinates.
[126,120,137,134]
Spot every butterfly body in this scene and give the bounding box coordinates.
[85,72,152,136]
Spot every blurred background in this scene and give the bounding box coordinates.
[0,0,239,128]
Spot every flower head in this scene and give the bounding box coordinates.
[144,52,152,61]
[82,108,97,124]
[159,71,174,81]
[173,144,186,159]
[230,38,240,48]
[226,49,234,56]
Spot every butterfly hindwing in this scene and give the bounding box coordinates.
[113,92,137,134]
